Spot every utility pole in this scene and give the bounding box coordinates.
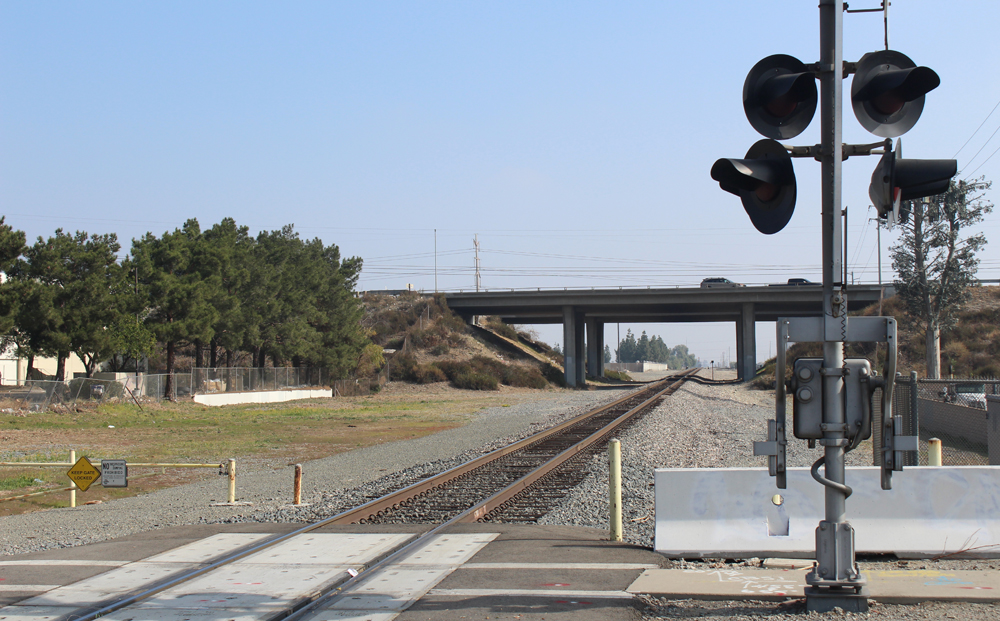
[474,234,481,292]
[434,229,438,294]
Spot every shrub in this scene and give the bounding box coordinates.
[542,364,567,387]
[470,355,506,378]
[435,359,474,382]
[503,365,548,389]
[453,371,499,391]
[485,317,520,341]
[603,369,632,382]
[412,364,447,384]
[430,343,451,356]
[390,353,418,381]
[431,293,469,332]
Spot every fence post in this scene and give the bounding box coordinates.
[293,464,302,505]
[608,439,622,542]
[909,371,919,466]
[227,459,236,503]
[928,438,942,466]
[988,396,1000,465]
[69,449,77,508]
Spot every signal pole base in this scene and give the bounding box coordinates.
[805,586,870,613]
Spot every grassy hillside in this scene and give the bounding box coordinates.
[753,285,1000,388]
[361,292,562,390]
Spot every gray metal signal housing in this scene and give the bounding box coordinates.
[791,358,873,441]
[753,316,914,490]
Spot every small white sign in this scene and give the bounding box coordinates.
[101,460,128,488]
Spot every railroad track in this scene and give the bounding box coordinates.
[65,368,699,621]
[333,367,698,524]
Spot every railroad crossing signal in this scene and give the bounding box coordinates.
[743,54,817,140]
[851,50,941,138]
[713,49,955,234]
[710,3,958,613]
[869,139,957,219]
[710,139,796,235]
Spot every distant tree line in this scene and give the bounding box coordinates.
[0,217,366,394]
[615,329,696,368]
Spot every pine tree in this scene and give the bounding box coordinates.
[11,230,123,379]
[131,220,218,397]
[0,218,26,337]
[891,178,993,377]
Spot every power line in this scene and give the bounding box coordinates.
[959,123,1000,173]
[953,97,1000,159]
[964,143,1000,180]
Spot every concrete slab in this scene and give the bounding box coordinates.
[0,606,76,621]
[655,466,1000,558]
[139,564,351,608]
[143,533,272,563]
[628,568,1000,603]
[762,558,813,570]
[102,610,263,621]
[311,533,497,619]
[19,563,196,606]
[241,533,412,566]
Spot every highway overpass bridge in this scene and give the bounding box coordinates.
[445,284,892,386]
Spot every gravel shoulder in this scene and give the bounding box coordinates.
[0,386,616,556]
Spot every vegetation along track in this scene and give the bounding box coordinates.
[332,368,701,525]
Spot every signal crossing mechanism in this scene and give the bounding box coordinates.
[711,1,957,614]
[712,50,956,235]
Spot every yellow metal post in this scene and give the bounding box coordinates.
[227,459,236,503]
[293,464,302,505]
[609,439,622,542]
[928,438,942,467]
[69,450,77,508]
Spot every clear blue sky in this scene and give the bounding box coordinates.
[3,1,998,365]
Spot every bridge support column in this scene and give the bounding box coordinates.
[586,318,601,378]
[597,322,605,377]
[575,312,586,386]
[562,306,577,387]
[736,302,756,382]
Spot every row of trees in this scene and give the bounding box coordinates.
[615,329,697,368]
[0,217,367,394]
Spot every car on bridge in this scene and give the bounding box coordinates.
[700,277,745,288]
[768,278,818,286]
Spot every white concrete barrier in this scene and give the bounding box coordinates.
[193,388,331,407]
[655,466,1000,559]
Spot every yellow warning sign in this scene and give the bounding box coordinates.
[67,456,101,492]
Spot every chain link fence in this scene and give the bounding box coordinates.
[332,367,388,397]
[0,378,129,413]
[870,374,999,466]
[190,367,326,394]
[915,378,1000,466]
[0,367,330,412]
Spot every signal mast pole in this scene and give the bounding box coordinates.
[810,0,862,605]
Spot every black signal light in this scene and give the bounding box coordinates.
[711,139,797,234]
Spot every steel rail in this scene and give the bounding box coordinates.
[328,371,692,524]
[283,368,699,620]
[460,369,696,522]
[61,371,699,621]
